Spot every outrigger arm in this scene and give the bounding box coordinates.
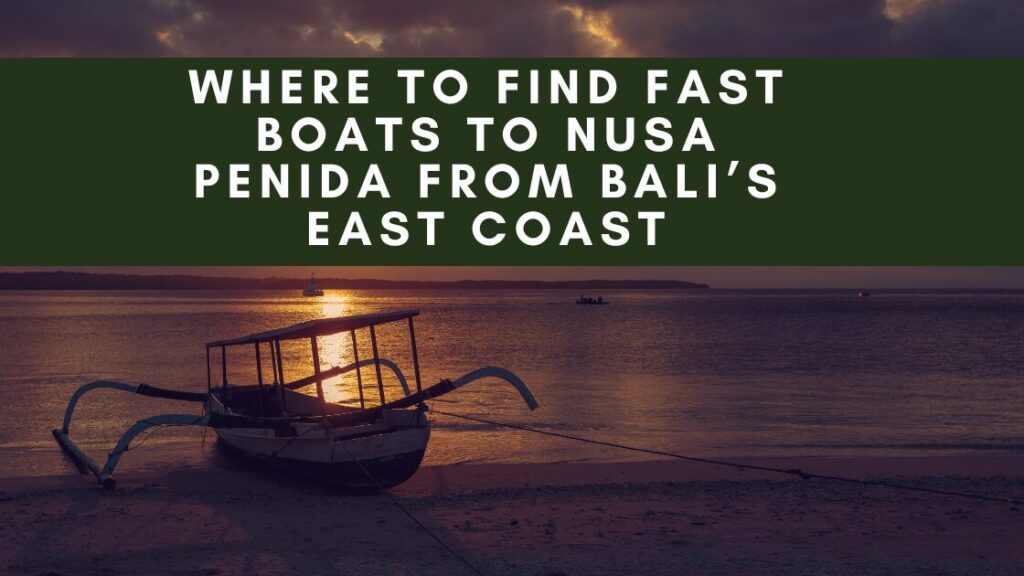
[384,366,539,411]
[52,380,209,489]
[283,357,413,396]
[434,366,538,410]
[54,367,536,489]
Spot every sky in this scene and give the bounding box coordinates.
[0,0,1022,57]
[2,3,1020,288]
[5,267,1024,289]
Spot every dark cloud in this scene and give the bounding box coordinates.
[373,2,617,57]
[607,0,895,56]
[0,0,182,56]
[0,0,1021,57]
[892,0,1024,56]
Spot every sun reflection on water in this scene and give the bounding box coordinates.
[228,290,419,408]
[315,292,357,405]
[309,292,413,406]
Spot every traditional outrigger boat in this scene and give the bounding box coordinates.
[53,310,537,489]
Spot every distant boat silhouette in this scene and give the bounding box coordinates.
[576,294,609,305]
[857,291,871,298]
[303,274,324,297]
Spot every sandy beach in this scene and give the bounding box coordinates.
[2,453,1022,576]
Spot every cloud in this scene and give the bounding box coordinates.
[0,0,373,56]
[368,3,633,57]
[606,0,895,57]
[0,0,1021,57]
[0,0,177,56]
[889,0,1024,55]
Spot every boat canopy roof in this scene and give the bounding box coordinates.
[206,309,420,347]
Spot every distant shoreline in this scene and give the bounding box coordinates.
[3,272,1024,293]
[0,271,710,291]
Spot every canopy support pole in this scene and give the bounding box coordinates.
[351,330,365,409]
[311,335,327,416]
[255,341,265,417]
[370,324,386,406]
[274,338,288,416]
[408,317,423,394]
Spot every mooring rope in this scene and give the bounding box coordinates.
[336,441,487,576]
[108,415,208,458]
[101,403,1020,576]
[432,409,1023,506]
[121,417,486,574]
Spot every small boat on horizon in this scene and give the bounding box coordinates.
[858,291,872,298]
[53,310,537,489]
[576,294,609,305]
[302,274,324,297]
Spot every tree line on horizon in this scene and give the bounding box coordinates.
[0,271,710,291]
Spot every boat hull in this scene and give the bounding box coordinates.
[209,392,430,488]
[214,423,430,488]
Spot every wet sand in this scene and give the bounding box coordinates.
[2,454,1023,576]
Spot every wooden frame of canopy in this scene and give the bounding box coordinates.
[205,309,424,418]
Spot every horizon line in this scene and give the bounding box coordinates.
[3,270,1024,291]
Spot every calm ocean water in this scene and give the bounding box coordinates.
[1,289,1023,478]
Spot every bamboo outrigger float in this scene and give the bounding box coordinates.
[54,310,538,489]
